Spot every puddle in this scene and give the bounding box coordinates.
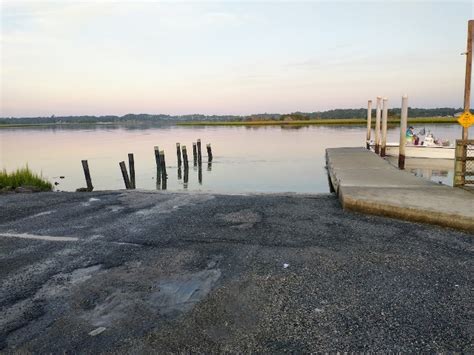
[149,269,221,316]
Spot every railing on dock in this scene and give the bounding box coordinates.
[454,139,474,187]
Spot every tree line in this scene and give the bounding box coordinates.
[0,107,463,125]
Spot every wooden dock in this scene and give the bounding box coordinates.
[326,147,474,232]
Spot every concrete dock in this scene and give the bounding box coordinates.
[326,147,474,232]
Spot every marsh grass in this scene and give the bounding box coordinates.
[0,166,53,191]
[177,117,458,126]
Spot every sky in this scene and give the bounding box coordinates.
[1,0,473,117]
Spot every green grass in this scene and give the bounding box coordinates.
[0,116,458,128]
[0,166,53,191]
[177,117,458,126]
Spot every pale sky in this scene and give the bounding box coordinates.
[1,0,473,117]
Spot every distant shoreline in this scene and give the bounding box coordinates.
[176,117,458,126]
[0,116,458,128]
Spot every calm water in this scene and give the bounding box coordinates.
[0,124,463,193]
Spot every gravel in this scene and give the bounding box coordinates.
[0,190,472,352]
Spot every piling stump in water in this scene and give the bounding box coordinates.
[156,170,161,189]
[206,143,213,162]
[154,146,161,174]
[81,160,94,192]
[192,143,197,165]
[159,150,167,179]
[119,161,131,189]
[128,153,135,189]
[183,167,189,188]
[182,145,189,170]
[176,143,182,167]
[197,139,202,164]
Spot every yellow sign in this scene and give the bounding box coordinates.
[457,111,474,128]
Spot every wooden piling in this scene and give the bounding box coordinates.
[463,20,473,140]
[192,142,197,164]
[162,175,167,190]
[206,143,213,162]
[119,161,131,189]
[156,170,161,189]
[176,143,182,167]
[381,98,388,157]
[154,146,161,173]
[366,100,372,149]
[374,96,382,154]
[454,141,466,186]
[81,160,94,192]
[159,150,167,179]
[398,95,408,169]
[198,164,202,184]
[183,166,189,188]
[197,139,202,164]
[182,145,189,170]
[128,153,135,189]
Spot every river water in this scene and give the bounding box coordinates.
[0,123,463,193]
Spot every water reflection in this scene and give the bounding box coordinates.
[156,172,162,188]
[183,167,189,189]
[0,124,463,193]
[386,156,454,186]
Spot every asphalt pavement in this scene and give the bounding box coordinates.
[0,191,472,352]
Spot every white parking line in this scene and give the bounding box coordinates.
[0,232,78,242]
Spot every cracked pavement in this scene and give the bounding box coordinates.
[0,191,472,352]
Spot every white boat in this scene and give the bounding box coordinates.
[369,134,455,159]
[382,143,455,159]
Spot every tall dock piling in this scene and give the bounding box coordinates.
[399,95,408,169]
[128,153,136,189]
[119,161,131,189]
[206,143,213,162]
[374,96,382,154]
[197,139,202,164]
[176,143,182,167]
[366,100,372,149]
[192,143,197,166]
[381,98,388,157]
[462,20,473,141]
[81,160,94,192]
